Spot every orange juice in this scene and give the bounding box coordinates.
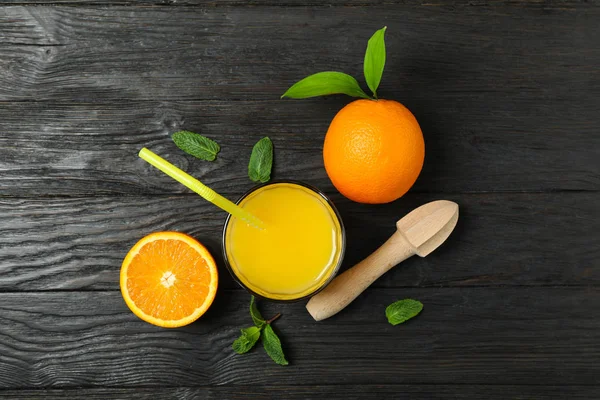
[224,182,344,301]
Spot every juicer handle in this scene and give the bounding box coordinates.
[306,229,416,321]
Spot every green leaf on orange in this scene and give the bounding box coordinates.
[363,26,387,98]
[281,71,370,99]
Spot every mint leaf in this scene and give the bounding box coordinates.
[281,71,370,99]
[248,137,273,183]
[172,131,220,161]
[250,296,266,328]
[262,324,288,366]
[386,299,423,326]
[363,26,387,98]
[232,326,261,354]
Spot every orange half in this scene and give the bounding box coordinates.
[120,232,218,328]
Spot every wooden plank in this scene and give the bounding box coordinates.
[0,5,597,101]
[0,1,595,9]
[0,0,595,6]
[0,192,597,290]
[0,287,596,387]
[0,101,597,196]
[2,385,599,400]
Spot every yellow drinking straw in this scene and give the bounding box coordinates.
[139,148,265,229]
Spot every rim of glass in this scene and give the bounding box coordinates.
[221,179,346,303]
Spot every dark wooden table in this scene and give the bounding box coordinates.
[0,1,598,399]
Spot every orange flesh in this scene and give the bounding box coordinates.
[127,239,211,320]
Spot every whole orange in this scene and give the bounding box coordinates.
[323,99,425,204]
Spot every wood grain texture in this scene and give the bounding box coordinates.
[0,287,597,388]
[0,100,598,196]
[0,1,598,395]
[0,5,597,100]
[1,0,596,6]
[2,385,600,400]
[0,192,597,291]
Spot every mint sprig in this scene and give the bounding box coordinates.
[250,296,266,328]
[262,324,289,366]
[281,27,388,100]
[248,137,273,183]
[232,326,261,354]
[386,299,423,326]
[172,130,220,161]
[232,296,288,366]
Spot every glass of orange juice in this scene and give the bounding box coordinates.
[222,180,345,301]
